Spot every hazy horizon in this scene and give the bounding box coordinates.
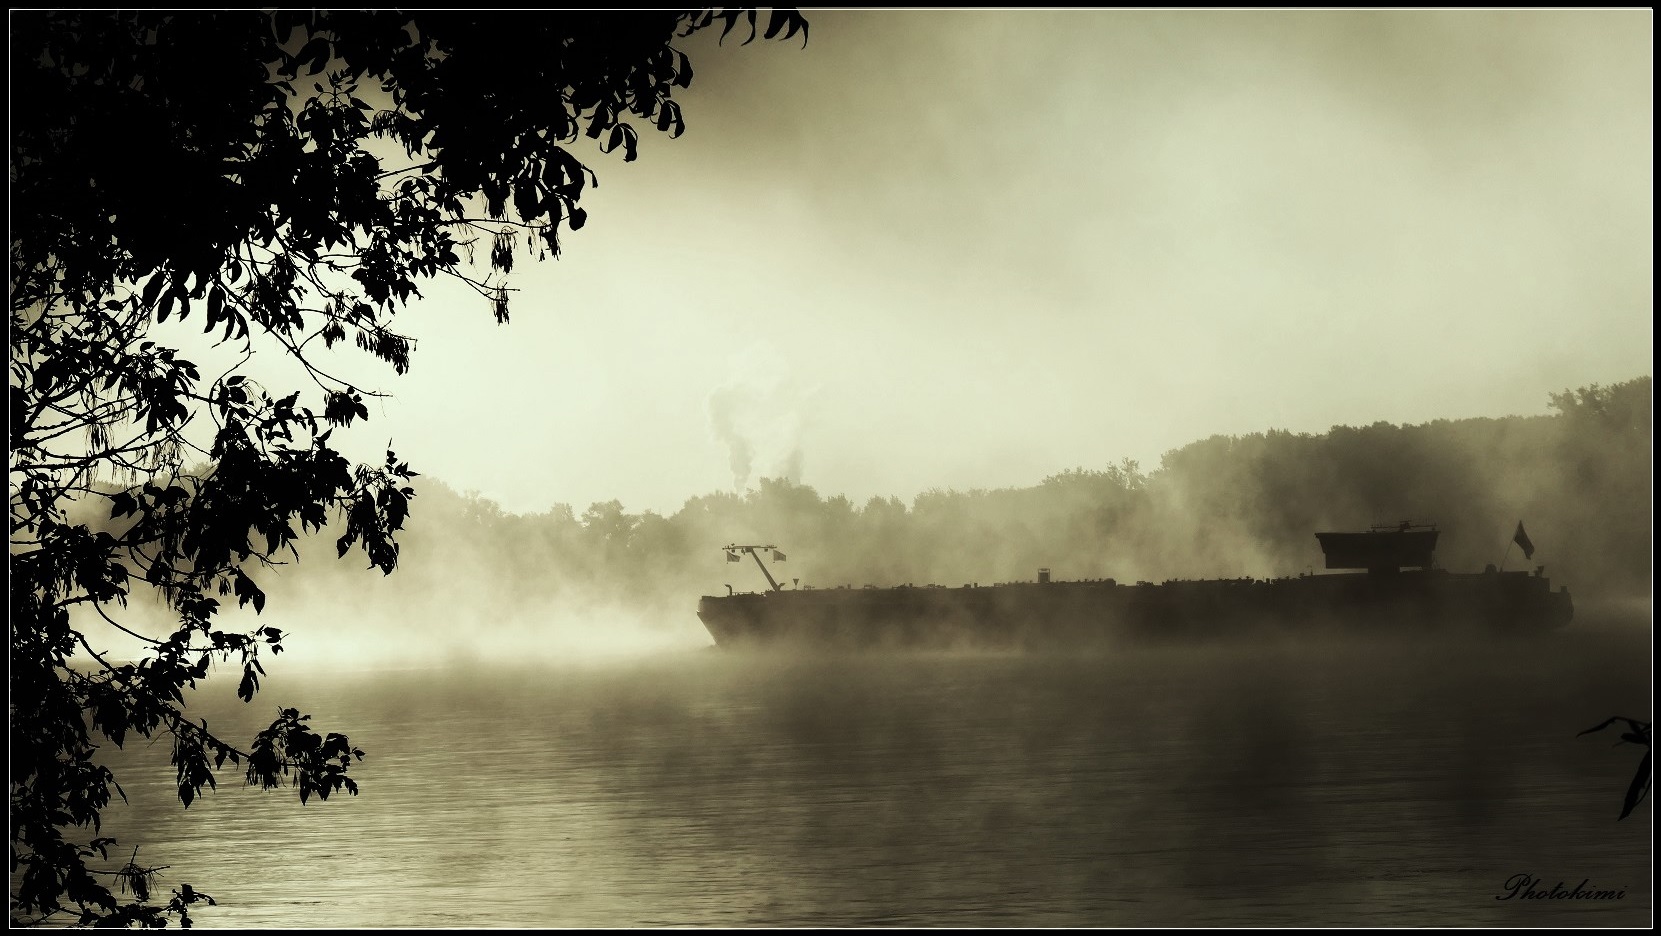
[383,373,1649,518]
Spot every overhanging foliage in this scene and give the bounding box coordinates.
[9,9,807,926]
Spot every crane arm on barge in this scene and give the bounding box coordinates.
[725,544,785,592]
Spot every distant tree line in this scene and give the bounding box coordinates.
[230,376,1649,623]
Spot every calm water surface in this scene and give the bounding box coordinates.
[86,626,1651,927]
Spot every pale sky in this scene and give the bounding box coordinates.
[210,10,1654,517]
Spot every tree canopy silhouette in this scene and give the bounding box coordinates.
[9,9,808,926]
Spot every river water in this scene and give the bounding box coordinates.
[82,624,1650,927]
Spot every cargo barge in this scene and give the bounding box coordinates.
[696,523,1573,647]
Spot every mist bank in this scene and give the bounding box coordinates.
[288,376,1651,641]
[73,377,1649,663]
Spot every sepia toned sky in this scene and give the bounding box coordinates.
[301,10,1653,516]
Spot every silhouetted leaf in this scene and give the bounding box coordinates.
[140,270,167,309]
[763,10,791,40]
[1620,751,1650,820]
[716,10,741,44]
[1579,716,1649,738]
[297,36,331,75]
[206,286,224,328]
[236,665,257,702]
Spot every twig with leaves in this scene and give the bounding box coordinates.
[1578,716,1651,820]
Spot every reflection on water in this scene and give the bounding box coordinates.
[85,628,1650,927]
